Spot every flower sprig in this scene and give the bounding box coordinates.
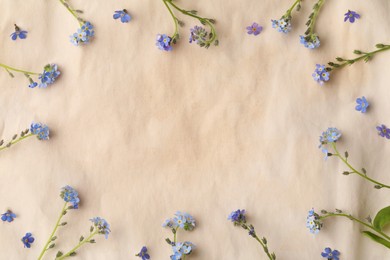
[228,210,276,260]
[163,211,196,260]
[314,44,390,85]
[158,0,218,51]
[307,208,390,250]
[59,0,94,46]
[319,127,390,189]
[271,0,302,33]
[300,0,326,49]
[0,122,49,153]
[0,63,60,88]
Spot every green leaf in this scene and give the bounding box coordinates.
[362,231,390,249]
[373,206,390,231]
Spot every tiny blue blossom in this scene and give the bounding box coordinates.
[164,212,196,231]
[90,217,111,239]
[70,22,94,46]
[228,209,246,225]
[171,241,195,260]
[38,64,60,88]
[300,35,320,49]
[355,96,369,113]
[319,127,342,145]
[60,185,80,209]
[306,208,322,234]
[321,247,340,260]
[312,64,330,85]
[10,25,27,41]
[30,122,50,141]
[113,10,131,23]
[136,246,150,260]
[156,34,173,51]
[1,210,16,222]
[22,233,34,248]
[376,124,390,139]
[271,18,291,33]
[344,10,360,23]
[28,82,38,88]
[246,23,263,36]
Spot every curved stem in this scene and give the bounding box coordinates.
[0,133,34,152]
[58,0,83,26]
[0,63,39,76]
[309,0,325,35]
[320,213,390,241]
[38,202,68,260]
[56,230,98,259]
[286,0,301,17]
[167,0,217,44]
[331,143,390,189]
[242,224,274,260]
[162,0,179,40]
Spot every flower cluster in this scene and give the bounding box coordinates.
[35,64,61,88]
[300,34,320,49]
[171,241,195,260]
[70,22,95,46]
[228,209,246,225]
[30,122,50,141]
[10,24,27,41]
[271,18,291,33]
[321,247,340,260]
[1,210,16,222]
[190,25,217,46]
[60,185,80,209]
[90,217,111,239]
[163,211,196,231]
[22,233,35,248]
[306,209,322,234]
[376,125,390,139]
[113,10,132,23]
[318,127,341,159]
[312,64,330,85]
[136,246,150,260]
[355,96,369,113]
[156,34,173,52]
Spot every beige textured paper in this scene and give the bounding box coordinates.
[1,0,390,259]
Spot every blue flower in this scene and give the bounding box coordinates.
[344,10,360,23]
[320,127,342,145]
[228,209,246,225]
[10,24,27,40]
[90,217,111,239]
[246,23,263,36]
[300,35,320,49]
[69,22,94,46]
[248,225,256,237]
[164,212,196,231]
[321,247,340,260]
[355,96,369,113]
[376,124,390,139]
[136,246,150,260]
[171,241,195,259]
[271,18,291,33]
[22,233,34,248]
[312,64,330,85]
[1,210,16,222]
[306,209,322,234]
[60,186,80,209]
[113,10,131,23]
[156,34,173,51]
[30,122,50,141]
[189,26,209,46]
[38,64,60,88]
[28,82,38,88]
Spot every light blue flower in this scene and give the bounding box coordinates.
[30,122,50,140]
[312,64,330,85]
[300,35,320,49]
[171,241,195,259]
[271,18,291,33]
[113,10,131,23]
[156,34,173,51]
[321,247,340,260]
[60,185,80,209]
[69,22,94,46]
[355,96,369,113]
[228,209,246,225]
[38,64,60,88]
[90,217,111,239]
[320,127,341,145]
[306,208,322,234]
[22,233,34,248]
[28,82,38,88]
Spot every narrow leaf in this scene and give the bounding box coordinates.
[362,231,390,249]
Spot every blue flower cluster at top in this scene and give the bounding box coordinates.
[300,35,320,49]
[312,64,330,85]
[163,211,196,231]
[271,18,292,33]
[30,122,50,141]
[113,10,132,23]
[156,34,173,51]
[90,217,111,239]
[70,22,94,46]
[318,127,341,159]
[60,185,80,209]
[1,210,16,222]
[171,241,195,260]
[306,209,322,234]
[228,209,246,225]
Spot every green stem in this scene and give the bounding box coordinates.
[162,0,179,40]
[331,143,390,189]
[166,0,217,44]
[320,213,390,241]
[286,0,301,17]
[56,230,98,259]
[37,202,68,260]
[331,45,390,71]
[243,224,274,260]
[173,227,178,243]
[0,63,39,76]
[309,0,325,35]
[58,0,83,26]
[0,133,34,152]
